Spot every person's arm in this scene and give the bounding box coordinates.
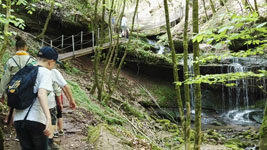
[0,63,11,98]
[56,95,63,110]
[62,85,76,110]
[54,83,63,110]
[38,88,52,136]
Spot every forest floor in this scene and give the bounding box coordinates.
[0,56,260,150]
[3,107,96,150]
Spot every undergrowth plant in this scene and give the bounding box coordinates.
[67,80,125,124]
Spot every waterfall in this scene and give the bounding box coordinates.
[188,55,195,110]
[227,58,249,109]
[147,39,169,54]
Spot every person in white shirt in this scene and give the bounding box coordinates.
[14,46,58,150]
[48,69,76,149]
[121,15,128,38]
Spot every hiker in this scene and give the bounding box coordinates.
[13,46,58,150]
[121,15,128,38]
[0,36,35,125]
[50,69,76,137]
[48,68,76,149]
[47,83,62,150]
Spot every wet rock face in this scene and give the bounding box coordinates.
[12,4,88,38]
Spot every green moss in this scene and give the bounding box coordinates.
[122,102,144,119]
[151,85,176,107]
[224,139,246,150]
[67,80,125,125]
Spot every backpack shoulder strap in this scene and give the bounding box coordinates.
[24,56,34,66]
[23,97,37,121]
[11,57,21,69]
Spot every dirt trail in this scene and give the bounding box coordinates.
[3,107,96,150]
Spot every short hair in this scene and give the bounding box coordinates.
[15,36,27,50]
[37,57,50,62]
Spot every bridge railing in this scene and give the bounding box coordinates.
[41,28,108,58]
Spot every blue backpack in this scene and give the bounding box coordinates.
[6,65,39,124]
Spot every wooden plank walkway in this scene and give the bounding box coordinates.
[59,40,126,61]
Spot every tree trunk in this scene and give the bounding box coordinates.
[242,0,254,13]
[163,0,186,140]
[202,0,209,21]
[90,0,102,100]
[100,0,115,97]
[209,0,216,15]
[260,99,267,150]
[254,0,259,15]
[106,0,127,101]
[192,0,202,150]
[37,0,55,39]
[236,0,244,13]
[0,0,11,59]
[183,0,191,149]
[105,0,139,102]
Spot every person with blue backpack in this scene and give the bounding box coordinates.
[0,36,35,125]
[9,46,59,150]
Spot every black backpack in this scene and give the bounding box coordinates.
[6,65,39,124]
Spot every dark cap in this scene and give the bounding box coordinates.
[38,46,60,64]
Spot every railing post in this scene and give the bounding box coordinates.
[72,35,75,57]
[92,31,94,49]
[50,40,53,48]
[41,38,44,48]
[81,31,83,49]
[61,35,64,49]
[98,28,100,39]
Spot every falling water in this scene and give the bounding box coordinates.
[147,39,169,54]
[188,55,195,109]
[227,58,249,109]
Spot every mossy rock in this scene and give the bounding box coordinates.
[88,124,132,150]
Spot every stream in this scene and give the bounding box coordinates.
[145,39,265,126]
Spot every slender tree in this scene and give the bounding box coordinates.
[106,0,126,98]
[192,0,202,149]
[91,0,103,100]
[236,0,244,13]
[183,0,191,149]
[254,0,259,15]
[0,0,11,59]
[105,0,139,102]
[209,0,216,15]
[202,0,209,21]
[37,0,55,39]
[163,0,186,141]
[100,0,115,95]
[260,99,267,150]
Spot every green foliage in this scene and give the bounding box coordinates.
[0,0,27,40]
[150,84,176,107]
[0,50,11,78]
[193,12,267,57]
[177,71,263,86]
[63,62,81,75]
[67,80,125,124]
[123,37,172,65]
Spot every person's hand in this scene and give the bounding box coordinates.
[69,100,76,110]
[43,118,52,136]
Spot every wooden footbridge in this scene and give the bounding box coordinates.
[9,25,125,61]
[40,30,126,61]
